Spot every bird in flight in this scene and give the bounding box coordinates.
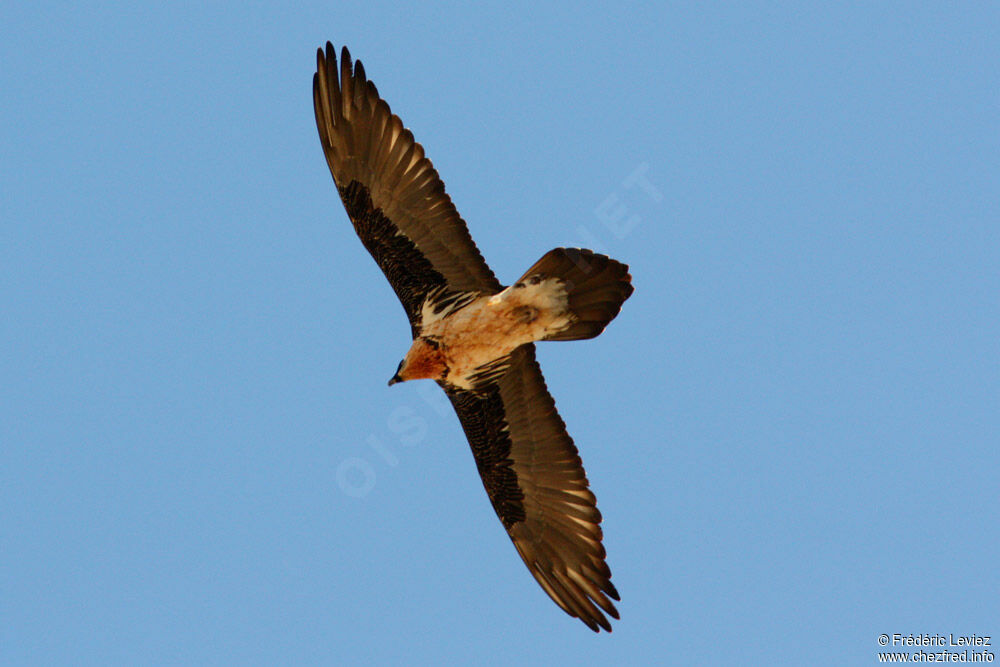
[313,42,633,632]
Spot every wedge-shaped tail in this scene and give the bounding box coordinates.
[516,248,634,342]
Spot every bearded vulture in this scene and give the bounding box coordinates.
[313,42,634,632]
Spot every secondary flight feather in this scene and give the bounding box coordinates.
[313,42,633,632]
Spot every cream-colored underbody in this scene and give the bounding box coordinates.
[411,279,574,390]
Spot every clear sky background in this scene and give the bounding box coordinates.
[2,2,998,665]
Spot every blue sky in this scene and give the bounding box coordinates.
[2,2,998,664]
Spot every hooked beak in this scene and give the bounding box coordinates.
[389,360,404,386]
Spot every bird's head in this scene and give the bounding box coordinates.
[388,336,447,385]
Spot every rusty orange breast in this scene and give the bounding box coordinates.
[402,339,448,381]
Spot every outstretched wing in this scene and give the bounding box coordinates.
[442,345,620,632]
[313,43,501,333]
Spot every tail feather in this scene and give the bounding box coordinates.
[516,248,634,341]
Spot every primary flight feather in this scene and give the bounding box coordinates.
[313,42,633,632]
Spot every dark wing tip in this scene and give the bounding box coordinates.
[605,579,621,602]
